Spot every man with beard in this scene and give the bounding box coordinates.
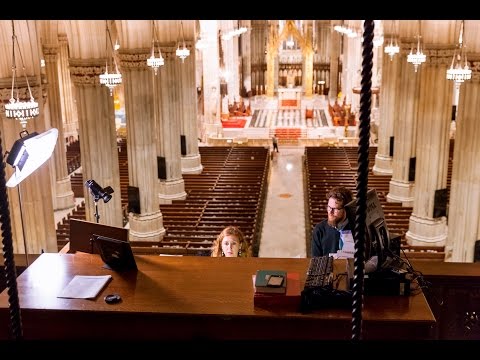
[311,186,354,257]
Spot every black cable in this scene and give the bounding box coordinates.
[0,130,23,340]
[351,20,374,341]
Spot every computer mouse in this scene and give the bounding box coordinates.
[104,294,122,304]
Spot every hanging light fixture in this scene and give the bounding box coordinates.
[407,20,426,72]
[176,21,190,63]
[99,20,122,96]
[4,20,40,129]
[446,20,471,88]
[384,20,400,60]
[147,20,164,75]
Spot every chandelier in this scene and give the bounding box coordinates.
[334,23,359,38]
[407,21,426,72]
[384,20,400,60]
[221,23,248,41]
[4,20,40,129]
[176,21,190,63]
[147,20,164,75]
[446,20,471,88]
[99,21,122,96]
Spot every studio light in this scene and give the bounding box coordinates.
[85,179,114,203]
[5,128,59,187]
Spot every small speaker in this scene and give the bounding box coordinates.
[389,136,394,157]
[408,157,416,182]
[433,188,448,218]
[220,82,228,97]
[157,156,166,180]
[475,240,480,262]
[127,186,140,214]
[180,135,187,156]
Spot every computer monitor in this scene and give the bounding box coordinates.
[69,219,129,254]
[93,234,138,271]
[345,188,396,272]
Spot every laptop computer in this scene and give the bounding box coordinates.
[93,234,138,271]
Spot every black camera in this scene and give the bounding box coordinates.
[85,179,114,203]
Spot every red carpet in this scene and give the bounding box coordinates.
[222,118,247,128]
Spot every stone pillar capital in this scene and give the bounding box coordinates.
[68,58,105,86]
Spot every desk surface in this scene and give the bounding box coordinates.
[0,253,435,340]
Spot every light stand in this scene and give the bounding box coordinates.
[5,128,59,267]
[17,184,29,267]
[94,200,100,224]
[1,128,58,340]
[84,179,114,223]
[0,130,23,340]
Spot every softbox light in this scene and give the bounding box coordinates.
[6,128,59,187]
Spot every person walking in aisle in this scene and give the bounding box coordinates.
[272,134,279,153]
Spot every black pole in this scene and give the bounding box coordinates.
[0,129,23,340]
[351,20,374,341]
[94,200,100,223]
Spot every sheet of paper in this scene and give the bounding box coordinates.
[341,230,355,253]
[57,275,112,299]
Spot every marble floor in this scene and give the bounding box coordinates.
[55,146,309,258]
[259,146,307,258]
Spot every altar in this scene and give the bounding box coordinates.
[278,86,303,109]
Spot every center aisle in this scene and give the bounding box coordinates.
[258,146,307,258]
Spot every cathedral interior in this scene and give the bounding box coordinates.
[1,19,480,342]
[0,20,479,264]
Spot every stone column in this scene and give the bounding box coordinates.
[405,47,452,247]
[329,21,341,100]
[58,33,79,142]
[178,43,203,175]
[240,20,252,96]
[341,28,361,106]
[0,19,57,255]
[223,20,240,103]
[250,21,267,96]
[445,65,480,262]
[303,21,314,99]
[373,38,399,177]
[0,78,58,255]
[200,20,222,139]
[386,45,420,205]
[118,45,165,242]
[155,47,187,204]
[69,58,123,227]
[266,21,278,98]
[43,43,75,211]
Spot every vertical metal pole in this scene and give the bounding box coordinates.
[351,19,374,341]
[0,129,23,339]
[17,184,29,267]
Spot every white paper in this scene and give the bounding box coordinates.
[330,230,356,259]
[339,230,355,255]
[57,275,112,299]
